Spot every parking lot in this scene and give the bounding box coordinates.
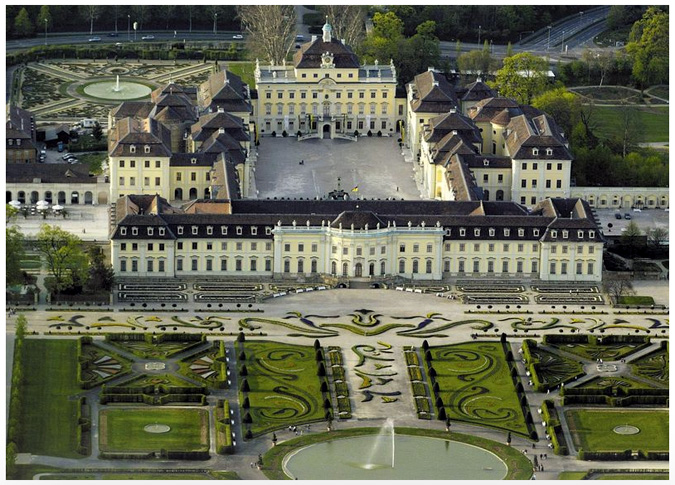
[595,207,669,236]
[255,137,422,200]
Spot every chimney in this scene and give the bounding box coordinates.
[219,128,225,134]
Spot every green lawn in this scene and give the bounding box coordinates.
[16,339,82,458]
[73,152,106,175]
[226,62,255,89]
[558,471,590,480]
[39,472,240,480]
[597,473,669,480]
[648,86,669,100]
[239,340,327,437]
[425,342,530,436]
[99,408,209,453]
[565,409,669,452]
[619,295,656,305]
[592,105,669,143]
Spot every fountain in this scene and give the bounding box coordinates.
[112,75,122,92]
[364,418,395,469]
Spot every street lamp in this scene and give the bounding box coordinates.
[213,13,218,35]
[44,18,48,46]
[561,30,565,53]
[127,15,130,42]
[547,25,552,51]
[477,25,481,46]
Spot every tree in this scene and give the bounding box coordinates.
[359,11,404,65]
[320,6,366,49]
[14,8,34,37]
[92,121,103,141]
[610,102,644,158]
[647,227,668,250]
[6,204,19,223]
[86,246,114,292]
[237,5,296,65]
[531,87,583,137]
[620,220,644,258]
[34,224,88,295]
[626,7,668,91]
[607,5,627,30]
[457,49,494,78]
[490,52,549,104]
[36,5,52,31]
[397,21,441,85]
[505,42,514,58]
[6,227,25,287]
[83,5,100,35]
[603,273,635,305]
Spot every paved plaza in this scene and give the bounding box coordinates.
[254,137,422,200]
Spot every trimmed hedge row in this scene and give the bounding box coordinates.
[216,400,235,455]
[99,393,207,405]
[540,400,568,455]
[327,346,351,419]
[578,449,668,461]
[76,396,89,456]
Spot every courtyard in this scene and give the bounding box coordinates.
[255,137,422,200]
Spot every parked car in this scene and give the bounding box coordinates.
[614,213,622,219]
[233,34,243,39]
[62,153,75,160]
[624,213,632,220]
[115,42,123,47]
[141,35,155,40]
[88,37,101,42]
[68,159,79,164]
[107,32,119,37]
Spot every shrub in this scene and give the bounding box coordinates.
[239,365,248,377]
[282,130,288,137]
[377,130,382,137]
[296,130,302,137]
[240,379,250,393]
[317,362,326,377]
[271,131,277,137]
[242,412,252,424]
[367,130,373,137]
[437,406,447,420]
[237,332,245,343]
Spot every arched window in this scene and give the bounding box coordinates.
[426,260,432,273]
[369,262,375,276]
[483,190,489,201]
[496,190,504,201]
[331,261,337,275]
[189,188,198,199]
[398,260,405,274]
[342,262,348,276]
[297,259,304,274]
[380,261,386,275]
[174,188,183,200]
[284,260,291,273]
[412,260,419,273]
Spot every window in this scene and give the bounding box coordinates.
[532,260,538,273]
[576,262,583,275]
[521,179,527,188]
[265,259,272,271]
[131,260,138,272]
[266,92,271,99]
[557,163,563,170]
[359,92,365,99]
[177,259,183,271]
[533,163,538,170]
[298,243,304,253]
[250,259,258,272]
[206,259,213,271]
[132,243,138,251]
[119,176,125,186]
[191,172,196,181]
[551,246,557,254]
[311,260,317,273]
[251,242,257,251]
[483,174,489,183]
[381,246,386,255]
[489,228,495,237]
[144,177,150,186]
[221,259,228,271]
[444,260,450,272]
[546,180,551,188]
[342,247,348,255]
[458,260,465,273]
[119,160,125,168]
[517,261,523,273]
[148,242,154,250]
[460,228,466,237]
[159,243,164,251]
[518,228,525,237]
[356,246,362,256]
[588,246,595,254]
[518,244,524,252]
[192,242,198,250]
[120,260,127,272]
[589,231,595,238]
[277,92,283,99]
[130,145,136,154]
[533,229,539,237]
[236,259,243,271]
[521,196,526,205]
[587,262,594,274]
[504,228,511,237]
[502,260,509,273]
[158,260,164,272]
[266,242,272,251]
[131,227,138,236]
[130,160,135,168]
[399,260,405,273]
[556,180,562,189]
[498,174,503,183]
[206,242,213,251]
[425,260,432,273]
[549,262,556,274]
[547,148,553,156]
[522,162,527,170]
[459,243,465,252]
[474,228,481,237]
[503,244,510,251]
[488,243,494,252]
[546,163,552,170]
[289,92,295,99]
[399,244,405,253]
[155,160,161,168]
[426,244,433,253]
[562,230,568,239]
[473,260,480,273]
[473,243,480,252]
[413,244,419,253]
[369,247,376,256]
[551,230,557,238]
[155,177,160,186]
[177,242,183,250]
[487,261,494,273]
[531,196,537,205]
[561,262,568,275]
[412,260,419,274]
[562,245,568,254]
[144,160,150,168]
[236,226,243,235]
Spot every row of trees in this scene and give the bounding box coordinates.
[8,5,239,38]
[6,221,114,296]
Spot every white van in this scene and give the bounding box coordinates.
[79,118,97,129]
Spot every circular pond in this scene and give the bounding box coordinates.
[143,424,171,434]
[613,425,640,435]
[82,80,152,100]
[282,434,508,480]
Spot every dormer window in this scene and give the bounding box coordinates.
[130,145,136,154]
[474,228,481,237]
[207,226,213,235]
[265,227,272,235]
[483,159,489,166]
[532,148,539,156]
[191,158,197,164]
[577,230,583,238]
[236,226,243,235]
[132,227,138,235]
[504,228,510,237]
[177,226,184,235]
[159,227,165,236]
[488,228,495,237]
[533,229,540,237]
[192,226,198,235]
[589,230,595,238]
[8,139,12,145]
[562,230,568,239]
[120,227,127,236]
[221,226,228,235]
[551,230,557,238]
[251,226,258,235]
[546,148,553,156]
[147,227,154,236]
[144,145,151,154]
[518,228,525,237]
[459,228,466,237]
[16,139,21,146]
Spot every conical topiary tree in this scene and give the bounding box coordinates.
[242,396,250,409]
[237,332,246,343]
[438,406,447,421]
[239,351,247,361]
[314,339,321,350]
[317,362,326,377]
[240,364,248,377]
[241,378,250,393]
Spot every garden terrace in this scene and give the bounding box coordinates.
[424,341,533,437]
[532,284,599,293]
[215,400,235,455]
[178,342,228,389]
[100,373,208,405]
[457,284,525,293]
[118,283,187,291]
[118,292,188,302]
[629,344,669,387]
[540,399,568,455]
[535,295,604,304]
[326,346,352,419]
[99,407,209,458]
[237,340,331,437]
[565,409,669,459]
[79,338,133,388]
[463,295,530,304]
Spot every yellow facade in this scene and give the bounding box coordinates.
[110,154,171,200]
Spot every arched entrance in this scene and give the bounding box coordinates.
[98,191,108,204]
[322,124,331,139]
[84,191,93,204]
[6,191,12,203]
[174,188,183,201]
[369,262,375,276]
[45,191,53,203]
[355,263,363,277]
[58,191,66,204]
[17,191,26,203]
[30,191,39,204]
[189,188,198,199]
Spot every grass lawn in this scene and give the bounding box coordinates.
[73,152,106,175]
[99,408,208,453]
[618,295,656,305]
[239,340,327,437]
[597,473,669,480]
[648,86,669,100]
[426,342,530,436]
[565,409,669,452]
[39,471,240,480]
[16,339,82,458]
[226,62,255,89]
[592,105,669,143]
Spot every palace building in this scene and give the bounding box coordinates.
[254,21,406,139]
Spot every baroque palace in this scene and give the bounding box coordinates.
[107,20,606,283]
